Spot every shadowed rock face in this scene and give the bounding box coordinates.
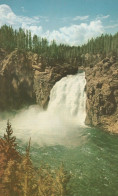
[0,50,78,110]
[0,50,36,110]
[85,56,118,133]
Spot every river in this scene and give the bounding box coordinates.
[0,72,118,196]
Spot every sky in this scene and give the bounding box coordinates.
[0,0,118,45]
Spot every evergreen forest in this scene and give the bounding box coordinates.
[0,25,118,65]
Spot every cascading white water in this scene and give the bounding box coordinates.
[48,72,86,126]
[0,72,86,145]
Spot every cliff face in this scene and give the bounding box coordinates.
[34,62,78,108]
[0,50,36,110]
[85,57,118,133]
[0,49,118,133]
[0,50,78,110]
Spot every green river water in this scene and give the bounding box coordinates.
[0,72,117,195]
[16,125,118,196]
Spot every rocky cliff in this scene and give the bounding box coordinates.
[34,62,78,108]
[85,56,118,133]
[0,49,118,133]
[0,50,36,110]
[0,49,78,110]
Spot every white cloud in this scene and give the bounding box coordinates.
[0,4,16,26]
[73,15,89,21]
[102,15,110,19]
[44,20,104,46]
[0,4,42,28]
[24,25,43,35]
[21,6,25,13]
[0,4,104,45]
[105,24,118,29]
[96,14,110,20]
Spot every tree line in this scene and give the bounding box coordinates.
[0,121,71,196]
[0,25,118,64]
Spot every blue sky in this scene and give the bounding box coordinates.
[0,0,118,45]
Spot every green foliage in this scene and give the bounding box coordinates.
[3,120,20,161]
[0,25,118,66]
[0,122,71,196]
[54,163,71,196]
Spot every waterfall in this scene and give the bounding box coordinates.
[0,72,86,145]
[48,72,86,126]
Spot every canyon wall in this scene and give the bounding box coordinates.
[85,56,118,133]
[0,49,117,133]
[0,49,78,110]
[0,50,36,110]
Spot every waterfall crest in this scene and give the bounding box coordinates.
[48,72,86,126]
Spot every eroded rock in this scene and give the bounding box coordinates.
[85,57,118,133]
[0,50,78,110]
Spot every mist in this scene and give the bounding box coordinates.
[0,73,87,146]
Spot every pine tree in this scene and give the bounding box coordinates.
[0,121,21,196]
[54,163,71,196]
[0,120,20,181]
[29,31,32,51]
[0,138,7,195]
[3,120,20,161]
[33,35,39,53]
[3,159,21,196]
[25,30,29,50]
[37,165,54,196]
[18,138,38,196]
